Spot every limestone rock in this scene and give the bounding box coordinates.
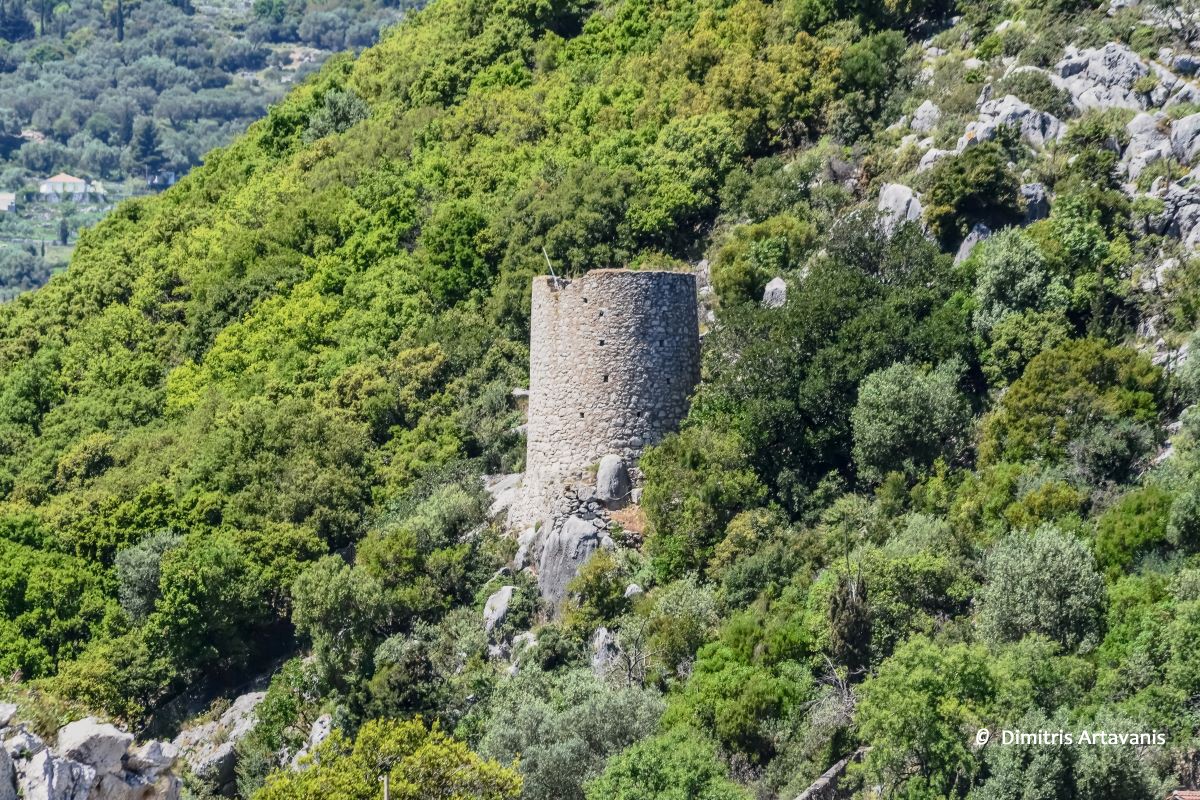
[1056,43,1199,111]
[0,746,13,800]
[513,527,540,570]
[483,585,515,635]
[57,718,132,776]
[1020,183,1050,222]
[0,704,16,729]
[173,692,264,793]
[7,729,45,760]
[20,750,94,800]
[1173,113,1200,165]
[960,95,1064,150]
[125,741,177,779]
[761,276,787,309]
[590,627,618,676]
[595,454,631,508]
[1174,53,1200,76]
[483,473,523,521]
[877,183,923,234]
[308,715,332,750]
[1123,112,1171,180]
[917,147,952,172]
[910,100,941,134]
[538,514,613,605]
[955,223,991,264]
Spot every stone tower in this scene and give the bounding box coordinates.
[511,268,701,529]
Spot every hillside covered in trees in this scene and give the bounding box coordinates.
[0,0,413,298]
[3,0,1200,796]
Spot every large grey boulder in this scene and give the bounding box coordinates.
[961,95,1064,150]
[125,741,178,780]
[955,223,991,264]
[57,718,132,776]
[594,454,631,507]
[1172,113,1200,165]
[173,692,264,793]
[1123,112,1172,180]
[483,585,515,635]
[0,704,16,729]
[590,627,619,677]
[483,473,523,520]
[1020,183,1050,222]
[513,526,540,570]
[537,514,613,605]
[917,147,953,172]
[877,183,923,234]
[6,729,45,760]
[20,750,94,800]
[761,276,787,309]
[910,100,942,134]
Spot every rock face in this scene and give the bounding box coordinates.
[961,95,1064,150]
[1172,113,1200,165]
[1056,43,1199,110]
[1121,113,1171,180]
[483,585,515,635]
[877,183,923,233]
[57,719,132,777]
[511,269,701,529]
[21,750,94,800]
[955,223,991,264]
[594,454,632,508]
[0,711,180,800]
[1021,183,1050,222]
[538,513,614,605]
[910,99,941,133]
[761,276,787,308]
[173,691,265,795]
[484,473,523,521]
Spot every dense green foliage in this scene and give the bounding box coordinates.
[1,0,1199,796]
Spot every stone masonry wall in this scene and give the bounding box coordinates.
[510,269,701,528]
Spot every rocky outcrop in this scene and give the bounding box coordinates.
[1141,172,1200,249]
[484,473,523,521]
[955,223,991,264]
[960,95,1064,150]
[57,720,132,778]
[1122,112,1172,180]
[483,585,515,635]
[1021,183,1050,222]
[1172,113,1200,165]
[762,276,787,308]
[594,454,632,508]
[0,714,181,800]
[1056,43,1200,111]
[590,627,618,677]
[538,508,614,605]
[172,691,264,796]
[877,183,923,233]
[910,99,941,134]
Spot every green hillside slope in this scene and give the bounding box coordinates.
[2,0,1200,795]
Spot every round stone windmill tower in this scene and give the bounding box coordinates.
[510,268,701,529]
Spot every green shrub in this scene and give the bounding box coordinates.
[850,359,972,485]
[924,143,1022,249]
[978,525,1106,652]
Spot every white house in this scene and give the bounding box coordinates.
[0,192,14,212]
[38,173,105,202]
